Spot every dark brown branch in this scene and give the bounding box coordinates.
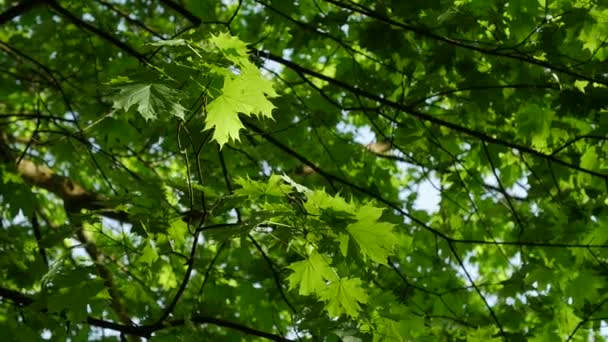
[0,286,293,341]
[226,0,242,25]
[15,158,129,221]
[0,41,62,88]
[0,0,43,26]
[322,0,608,87]
[0,113,75,123]
[0,286,33,305]
[566,296,608,341]
[153,231,200,326]
[551,134,608,156]
[254,0,409,79]
[406,83,560,108]
[158,0,201,26]
[68,214,136,334]
[248,235,297,313]
[30,212,48,268]
[197,242,226,296]
[246,122,608,249]
[258,50,608,180]
[166,315,293,341]
[482,142,524,239]
[387,258,439,296]
[245,120,454,240]
[94,0,164,39]
[47,0,147,62]
[447,241,506,340]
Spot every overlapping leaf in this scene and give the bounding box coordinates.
[113,83,187,121]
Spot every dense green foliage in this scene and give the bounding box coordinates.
[1,0,608,341]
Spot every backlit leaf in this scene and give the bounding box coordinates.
[346,204,396,265]
[320,277,368,318]
[286,251,338,296]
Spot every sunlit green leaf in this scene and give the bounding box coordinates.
[320,277,368,318]
[286,250,338,296]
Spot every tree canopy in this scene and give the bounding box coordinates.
[1,0,608,341]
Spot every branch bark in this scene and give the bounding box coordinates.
[0,0,43,26]
[0,131,137,340]
[257,50,608,180]
[0,286,293,341]
[15,158,130,221]
[47,0,147,62]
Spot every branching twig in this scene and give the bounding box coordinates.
[257,50,607,181]
[0,286,293,341]
[249,235,297,313]
[47,0,147,62]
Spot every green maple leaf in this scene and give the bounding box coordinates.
[320,277,368,318]
[580,146,597,170]
[516,103,555,148]
[286,251,338,296]
[304,190,354,215]
[168,219,188,245]
[158,263,178,290]
[556,303,579,337]
[47,279,106,323]
[336,232,349,257]
[565,270,602,303]
[204,95,246,146]
[140,239,158,265]
[579,23,601,54]
[204,33,277,147]
[346,203,396,265]
[205,64,277,147]
[372,317,405,342]
[235,174,291,197]
[210,32,250,66]
[113,83,186,121]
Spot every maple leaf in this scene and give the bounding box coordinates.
[113,83,186,121]
[204,33,277,146]
[139,239,158,265]
[158,263,178,290]
[205,65,277,147]
[516,103,555,149]
[304,190,354,215]
[580,146,598,170]
[320,277,368,318]
[286,251,338,296]
[346,204,396,265]
[210,32,251,66]
[235,174,291,197]
[372,317,405,342]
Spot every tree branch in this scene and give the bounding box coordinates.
[246,122,608,249]
[15,158,130,221]
[258,50,607,180]
[94,0,164,39]
[47,0,147,62]
[322,0,608,87]
[158,0,201,26]
[153,231,200,325]
[0,286,293,341]
[0,0,43,26]
[69,216,136,335]
[248,235,297,314]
